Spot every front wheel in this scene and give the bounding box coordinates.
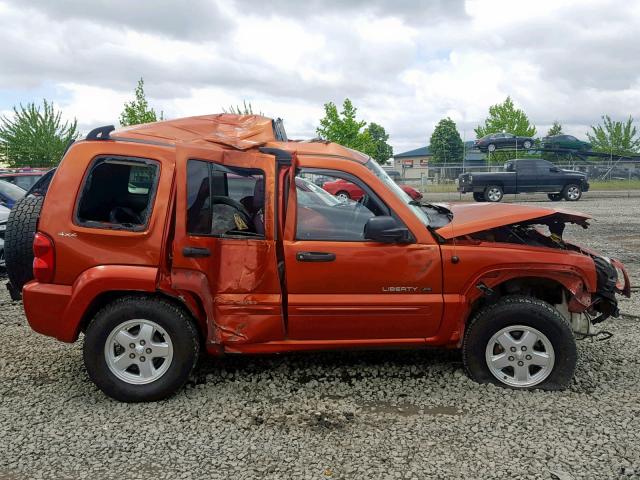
[547,193,562,201]
[463,296,576,390]
[83,296,200,402]
[562,184,582,201]
[523,140,532,149]
[487,143,496,152]
[484,185,503,202]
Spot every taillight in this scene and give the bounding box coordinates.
[33,232,55,283]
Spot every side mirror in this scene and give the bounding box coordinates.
[364,216,412,243]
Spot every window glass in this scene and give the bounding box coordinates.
[296,169,388,241]
[76,157,159,230]
[187,160,265,238]
[14,176,39,190]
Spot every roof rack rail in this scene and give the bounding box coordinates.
[272,118,287,142]
[86,125,115,141]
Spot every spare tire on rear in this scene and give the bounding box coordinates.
[5,195,44,294]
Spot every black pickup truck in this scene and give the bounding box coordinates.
[458,159,590,202]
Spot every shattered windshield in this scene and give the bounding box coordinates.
[365,159,451,228]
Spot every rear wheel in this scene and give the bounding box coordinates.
[463,296,576,390]
[562,184,582,201]
[487,143,496,152]
[484,185,503,202]
[83,296,200,402]
[473,192,485,202]
[523,140,532,149]
[547,193,562,201]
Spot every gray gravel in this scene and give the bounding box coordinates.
[1,197,639,480]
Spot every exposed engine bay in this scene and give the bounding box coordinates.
[456,215,629,327]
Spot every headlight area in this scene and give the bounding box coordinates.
[589,256,625,323]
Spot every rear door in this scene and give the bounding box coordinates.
[171,145,284,347]
[282,161,443,341]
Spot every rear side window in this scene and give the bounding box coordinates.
[76,156,159,231]
[187,160,265,238]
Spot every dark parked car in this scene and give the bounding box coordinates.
[0,180,26,208]
[0,204,9,267]
[458,159,589,202]
[474,133,534,153]
[542,135,591,151]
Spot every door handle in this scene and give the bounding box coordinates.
[296,251,336,262]
[183,246,211,258]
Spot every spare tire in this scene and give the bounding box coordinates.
[5,195,44,293]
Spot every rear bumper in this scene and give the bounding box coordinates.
[22,281,76,342]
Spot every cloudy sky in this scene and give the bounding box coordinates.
[0,0,639,153]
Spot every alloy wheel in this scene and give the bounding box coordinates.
[485,325,555,387]
[104,319,174,385]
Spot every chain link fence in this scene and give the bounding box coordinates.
[395,160,640,194]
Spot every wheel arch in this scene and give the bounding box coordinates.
[77,290,206,346]
[455,271,592,345]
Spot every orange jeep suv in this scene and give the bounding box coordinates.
[4,114,630,402]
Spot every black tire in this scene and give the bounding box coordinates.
[5,195,44,291]
[484,185,503,202]
[83,296,200,402]
[562,184,582,201]
[462,296,576,391]
[547,193,562,202]
[336,190,350,200]
[473,192,485,202]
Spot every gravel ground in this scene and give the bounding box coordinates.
[0,197,639,480]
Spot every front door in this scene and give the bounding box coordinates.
[171,145,284,347]
[282,164,443,341]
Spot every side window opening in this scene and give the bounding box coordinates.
[187,159,265,238]
[295,168,392,241]
[76,157,159,231]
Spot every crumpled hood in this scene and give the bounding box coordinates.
[435,203,590,239]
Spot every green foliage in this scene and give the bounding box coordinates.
[223,100,263,115]
[475,96,537,162]
[546,121,563,137]
[363,122,393,164]
[475,97,537,138]
[429,117,463,165]
[119,78,163,126]
[586,115,640,156]
[316,99,393,164]
[0,100,78,168]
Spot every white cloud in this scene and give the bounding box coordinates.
[0,0,639,153]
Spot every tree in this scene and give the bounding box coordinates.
[546,121,563,137]
[0,100,78,168]
[119,78,163,126]
[586,115,640,157]
[223,100,262,115]
[316,98,392,164]
[429,117,463,165]
[475,97,537,138]
[363,122,393,164]
[475,97,537,162]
